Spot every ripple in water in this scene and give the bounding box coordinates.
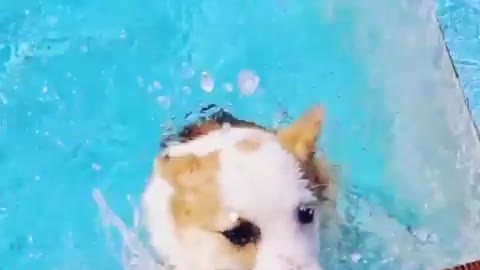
[92,189,173,270]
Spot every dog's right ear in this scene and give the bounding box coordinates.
[276,105,325,161]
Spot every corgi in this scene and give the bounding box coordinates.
[142,105,337,270]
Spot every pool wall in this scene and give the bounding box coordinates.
[435,0,480,264]
[336,0,480,267]
[438,0,480,124]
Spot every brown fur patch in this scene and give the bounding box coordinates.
[156,151,257,268]
[157,152,221,228]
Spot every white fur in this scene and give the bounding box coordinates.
[142,161,182,267]
[143,127,323,270]
[165,126,271,157]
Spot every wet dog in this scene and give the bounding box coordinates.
[142,105,337,270]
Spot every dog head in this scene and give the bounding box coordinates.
[142,106,333,270]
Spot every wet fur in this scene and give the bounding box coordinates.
[144,106,339,270]
[163,108,338,203]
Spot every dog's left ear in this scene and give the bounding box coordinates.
[276,105,324,161]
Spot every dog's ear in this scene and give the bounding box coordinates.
[277,105,324,161]
[277,106,337,202]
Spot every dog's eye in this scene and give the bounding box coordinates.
[297,206,315,224]
[221,220,261,246]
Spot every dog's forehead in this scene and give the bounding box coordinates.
[165,126,270,157]
[218,137,314,223]
[165,126,315,221]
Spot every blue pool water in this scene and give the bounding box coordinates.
[1,1,480,270]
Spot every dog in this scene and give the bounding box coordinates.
[142,105,337,270]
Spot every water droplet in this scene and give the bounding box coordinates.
[18,42,33,58]
[180,62,195,78]
[182,86,191,95]
[223,83,233,92]
[351,253,362,263]
[381,257,394,264]
[120,30,127,39]
[42,86,48,94]
[92,163,101,171]
[136,76,144,88]
[47,16,58,26]
[201,72,214,93]
[156,96,171,109]
[153,81,162,89]
[56,139,64,147]
[0,93,7,104]
[272,107,290,128]
[409,227,438,243]
[237,69,260,95]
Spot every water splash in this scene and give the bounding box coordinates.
[237,69,260,96]
[223,83,233,92]
[200,71,214,93]
[92,188,172,270]
[156,96,172,110]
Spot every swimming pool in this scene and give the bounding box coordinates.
[1,0,480,269]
